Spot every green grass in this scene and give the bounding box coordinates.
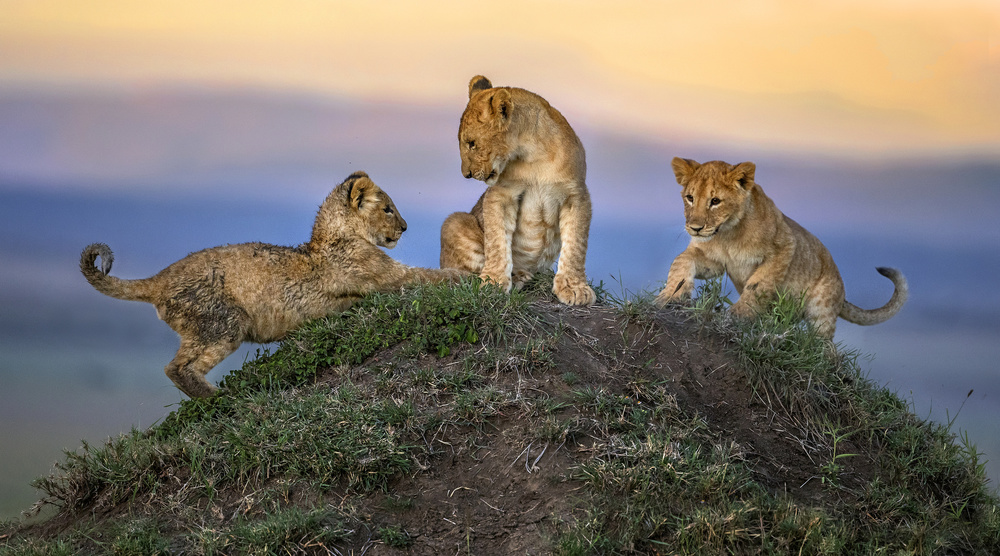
[28,278,536,508]
[192,506,356,555]
[219,275,533,394]
[552,277,1000,555]
[3,274,999,555]
[7,507,360,556]
[377,524,413,548]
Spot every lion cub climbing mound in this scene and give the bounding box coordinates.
[81,172,465,398]
[440,75,596,306]
[655,158,907,340]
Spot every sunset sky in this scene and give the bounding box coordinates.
[2,0,998,157]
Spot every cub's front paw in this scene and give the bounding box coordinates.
[654,279,693,307]
[553,273,596,306]
[728,299,757,319]
[480,270,512,293]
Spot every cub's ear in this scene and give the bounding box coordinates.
[671,157,701,187]
[344,170,369,183]
[469,75,493,98]
[345,172,373,210]
[730,162,756,190]
[491,89,513,123]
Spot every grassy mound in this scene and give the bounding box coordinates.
[2,275,998,555]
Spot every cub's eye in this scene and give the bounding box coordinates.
[383,206,393,214]
[466,140,476,150]
[709,197,721,206]
[684,194,694,203]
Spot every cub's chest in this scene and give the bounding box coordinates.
[516,183,566,228]
[702,239,766,284]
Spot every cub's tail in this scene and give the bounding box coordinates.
[80,243,156,303]
[840,267,908,326]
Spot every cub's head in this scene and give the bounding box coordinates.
[458,75,514,186]
[314,171,407,249]
[671,158,756,240]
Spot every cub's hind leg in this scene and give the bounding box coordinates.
[164,337,241,398]
[511,269,535,289]
[440,211,485,274]
[440,212,533,290]
[803,286,843,341]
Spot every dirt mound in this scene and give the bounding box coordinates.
[11,292,982,555]
[311,302,865,554]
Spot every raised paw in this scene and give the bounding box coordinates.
[654,279,692,307]
[553,273,596,306]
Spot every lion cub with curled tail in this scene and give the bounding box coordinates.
[81,172,466,398]
[440,75,596,306]
[655,158,907,340]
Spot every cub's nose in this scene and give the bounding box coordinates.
[464,171,473,179]
[401,222,407,233]
[689,225,704,233]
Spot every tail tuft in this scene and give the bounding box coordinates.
[82,243,114,275]
[79,243,150,302]
[81,243,114,276]
[876,266,901,281]
[840,266,908,326]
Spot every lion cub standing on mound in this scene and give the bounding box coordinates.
[81,172,465,398]
[655,158,907,339]
[440,75,596,306]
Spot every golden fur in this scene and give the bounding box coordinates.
[81,172,466,398]
[655,158,907,339]
[440,75,595,306]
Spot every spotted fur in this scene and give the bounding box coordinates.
[81,172,466,398]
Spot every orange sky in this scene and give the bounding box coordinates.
[1,0,998,156]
